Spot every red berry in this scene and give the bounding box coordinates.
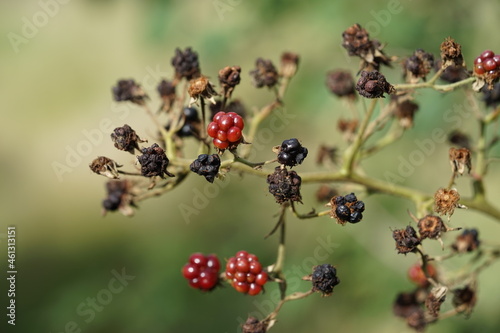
[493,55,500,64]
[236,250,249,258]
[213,138,229,150]
[213,111,226,122]
[189,277,200,289]
[248,283,262,296]
[247,254,258,262]
[207,122,219,138]
[234,281,249,293]
[190,253,207,266]
[408,263,437,288]
[475,64,485,75]
[182,264,199,280]
[226,257,237,273]
[246,273,256,283]
[227,127,242,142]
[236,257,250,273]
[206,255,220,271]
[218,115,233,131]
[255,272,268,286]
[217,130,228,142]
[249,261,262,274]
[235,271,247,282]
[233,116,244,130]
[480,50,495,60]
[474,57,482,65]
[484,58,497,71]
[226,112,238,119]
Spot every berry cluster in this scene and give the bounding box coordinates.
[190,154,221,183]
[182,253,220,291]
[310,264,340,296]
[277,138,308,167]
[328,193,365,225]
[473,50,500,76]
[225,251,268,296]
[207,111,244,150]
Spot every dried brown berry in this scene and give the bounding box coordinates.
[448,130,471,150]
[241,316,267,333]
[440,37,465,69]
[315,185,337,203]
[392,226,420,254]
[452,285,476,315]
[171,47,201,80]
[356,70,395,98]
[309,264,340,296]
[112,79,148,105]
[249,58,279,88]
[137,143,174,178]
[89,156,121,179]
[434,188,461,217]
[102,179,135,216]
[403,49,434,83]
[392,96,419,129]
[218,66,241,99]
[451,229,480,253]
[449,147,472,175]
[417,215,446,240]
[406,310,427,332]
[188,75,217,106]
[157,79,176,112]
[111,124,146,154]
[326,70,356,98]
[280,52,300,78]
[425,286,447,319]
[267,167,302,204]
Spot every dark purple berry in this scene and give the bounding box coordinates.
[277,138,308,167]
[345,193,357,203]
[352,201,365,212]
[183,107,199,121]
[336,205,350,220]
[349,211,363,223]
[190,154,221,183]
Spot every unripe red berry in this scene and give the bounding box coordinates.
[227,127,242,142]
[484,58,497,71]
[183,253,220,291]
[480,50,494,60]
[225,251,267,295]
[407,263,437,288]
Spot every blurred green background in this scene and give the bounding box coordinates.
[1,0,500,332]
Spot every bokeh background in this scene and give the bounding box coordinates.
[1,0,500,332]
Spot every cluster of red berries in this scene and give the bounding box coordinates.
[473,50,500,76]
[207,111,244,150]
[182,253,220,291]
[225,251,268,296]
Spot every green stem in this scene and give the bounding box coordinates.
[394,76,476,92]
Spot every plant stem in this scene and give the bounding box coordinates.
[394,76,476,92]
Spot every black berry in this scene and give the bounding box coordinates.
[190,154,221,183]
[311,264,340,296]
[335,205,350,220]
[277,138,308,167]
[328,193,366,225]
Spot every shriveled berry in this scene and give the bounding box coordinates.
[344,192,357,202]
[310,264,340,296]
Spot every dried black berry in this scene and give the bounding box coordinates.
[137,143,174,178]
[403,49,434,82]
[277,138,308,167]
[393,226,421,254]
[171,47,201,80]
[157,79,176,111]
[326,70,356,98]
[250,58,279,88]
[218,66,241,92]
[111,124,145,154]
[344,192,357,203]
[112,79,147,105]
[102,180,135,216]
[351,201,365,212]
[482,81,500,108]
[190,154,221,183]
[183,107,199,122]
[267,167,302,204]
[311,264,340,296]
[356,70,395,98]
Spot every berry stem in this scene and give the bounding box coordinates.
[394,75,476,92]
[290,201,330,219]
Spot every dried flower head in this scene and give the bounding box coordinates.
[171,47,201,80]
[267,167,302,204]
[417,215,446,240]
[111,124,146,154]
[249,58,279,88]
[241,316,267,333]
[102,179,136,216]
[280,52,300,78]
[341,23,392,71]
[440,37,465,69]
[448,130,471,150]
[157,79,176,112]
[449,147,471,175]
[188,75,218,106]
[89,156,121,179]
[392,96,419,129]
[112,79,148,105]
[356,70,395,98]
[218,66,241,99]
[392,226,420,254]
[451,229,480,253]
[403,49,435,83]
[308,264,340,296]
[434,188,461,217]
[137,143,174,178]
[452,284,477,316]
[406,309,427,332]
[326,70,356,98]
[425,286,447,319]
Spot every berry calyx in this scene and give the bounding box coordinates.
[207,111,245,150]
[183,253,220,291]
[225,251,267,295]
